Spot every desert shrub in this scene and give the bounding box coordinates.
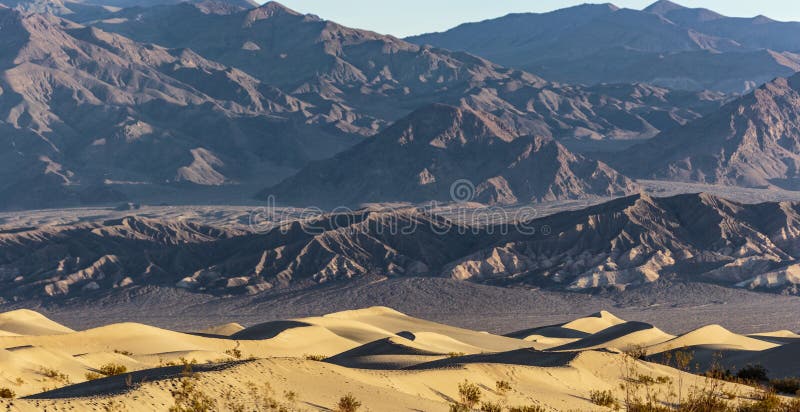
[679,387,733,412]
[447,352,467,358]
[168,376,216,412]
[771,377,800,394]
[480,401,503,412]
[39,367,70,383]
[336,393,361,412]
[284,390,298,402]
[449,404,470,412]
[113,349,133,356]
[0,387,15,399]
[625,344,648,360]
[627,401,671,411]
[85,372,104,381]
[590,389,618,408]
[495,380,512,395]
[736,364,768,382]
[458,380,482,409]
[735,391,782,412]
[224,348,242,359]
[655,376,672,385]
[508,406,546,412]
[304,354,326,361]
[98,363,128,376]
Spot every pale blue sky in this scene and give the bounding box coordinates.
[272,0,800,37]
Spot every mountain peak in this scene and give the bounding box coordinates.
[644,0,687,14]
[245,1,300,21]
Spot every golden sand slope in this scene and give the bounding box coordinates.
[0,307,795,411]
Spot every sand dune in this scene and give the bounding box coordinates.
[196,322,245,337]
[0,307,793,411]
[552,321,675,351]
[648,324,779,354]
[0,310,74,336]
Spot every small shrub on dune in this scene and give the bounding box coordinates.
[39,367,70,384]
[458,380,482,409]
[0,387,15,399]
[508,406,546,412]
[589,389,618,408]
[98,363,128,376]
[168,376,216,412]
[495,380,512,395]
[736,364,768,383]
[304,354,326,361]
[480,401,503,412]
[770,377,800,395]
[336,393,362,412]
[85,372,104,381]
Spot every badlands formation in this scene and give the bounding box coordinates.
[0,307,797,411]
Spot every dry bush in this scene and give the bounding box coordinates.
[98,363,128,376]
[508,406,546,412]
[495,380,512,395]
[39,367,70,384]
[303,354,326,361]
[589,389,618,408]
[458,380,482,409]
[736,364,768,383]
[480,400,503,411]
[168,376,216,412]
[0,387,15,399]
[85,372,104,381]
[770,377,800,395]
[336,393,362,412]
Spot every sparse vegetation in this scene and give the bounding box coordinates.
[458,380,482,409]
[114,349,133,356]
[168,375,216,412]
[589,389,618,408]
[224,348,242,359]
[736,364,768,383]
[39,367,70,384]
[0,387,15,399]
[98,363,128,376]
[447,352,467,358]
[480,400,503,412]
[496,380,512,395]
[770,377,800,394]
[508,406,546,412]
[304,354,326,361]
[85,371,104,381]
[336,393,362,412]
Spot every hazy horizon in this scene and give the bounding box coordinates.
[272,0,800,37]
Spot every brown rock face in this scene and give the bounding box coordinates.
[0,8,354,209]
[264,104,638,206]
[93,1,726,142]
[2,193,800,300]
[615,73,800,190]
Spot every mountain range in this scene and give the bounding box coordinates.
[610,72,800,190]
[265,104,638,206]
[0,0,745,209]
[408,0,800,93]
[2,193,799,302]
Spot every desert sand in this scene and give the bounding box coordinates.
[0,307,796,411]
